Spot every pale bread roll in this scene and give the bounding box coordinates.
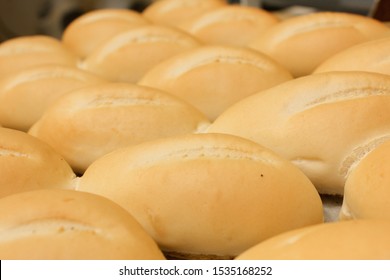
[208,71,390,195]
[314,37,390,75]
[0,189,165,260]
[28,82,210,174]
[180,5,279,47]
[143,0,227,28]
[80,25,201,83]
[78,133,323,259]
[249,12,390,77]
[139,45,292,120]
[0,127,76,199]
[236,220,390,260]
[0,65,105,131]
[62,9,150,59]
[0,35,78,76]
[340,139,390,220]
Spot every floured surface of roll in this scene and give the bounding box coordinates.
[139,45,292,120]
[340,139,390,220]
[208,71,390,195]
[62,9,150,58]
[249,12,390,77]
[29,83,210,174]
[143,0,227,28]
[80,25,201,83]
[0,35,78,76]
[78,133,323,259]
[0,189,165,260]
[181,5,279,47]
[314,37,390,75]
[0,127,76,199]
[236,220,390,260]
[0,65,105,131]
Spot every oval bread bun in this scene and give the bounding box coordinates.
[314,37,390,75]
[208,71,390,195]
[78,133,323,259]
[80,25,201,83]
[0,127,76,199]
[236,220,390,260]
[0,65,105,131]
[142,0,227,28]
[28,82,210,174]
[0,35,78,76]
[249,12,390,77]
[139,45,292,120]
[62,9,150,59]
[340,139,390,220]
[180,5,279,47]
[0,189,165,260]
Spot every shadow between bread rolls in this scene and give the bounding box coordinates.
[77,133,323,260]
[208,71,390,195]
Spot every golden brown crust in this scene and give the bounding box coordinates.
[0,35,78,76]
[340,139,390,220]
[62,9,150,58]
[0,127,76,199]
[208,71,390,195]
[139,45,292,120]
[80,25,201,83]
[79,133,323,258]
[0,65,105,131]
[28,82,210,174]
[249,12,390,77]
[236,220,390,260]
[0,189,165,259]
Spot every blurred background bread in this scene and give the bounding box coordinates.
[249,11,390,77]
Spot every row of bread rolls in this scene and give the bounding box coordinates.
[0,0,390,259]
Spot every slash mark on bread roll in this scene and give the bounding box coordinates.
[339,135,390,178]
[167,55,273,78]
[86,95,172,108]
[133,146,282,169]
[0,147,30,158]
[0,219,101,242]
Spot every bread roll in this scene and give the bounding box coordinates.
[0,189,165,260]
[143,0,227,28]
[78,133,323,259]
[236,220,390,260]
[181,5,279,47]
[0,35,78,76]
[0,127,76,199]
[29,82,210,174]
[139,45,292,120]
[0,65,105,131]
[340,139,390,220]
[249,12,390,77]
[80,25,201,83]
[62,9,150,59]
[208,71,390,195]
[314,37,390,75]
